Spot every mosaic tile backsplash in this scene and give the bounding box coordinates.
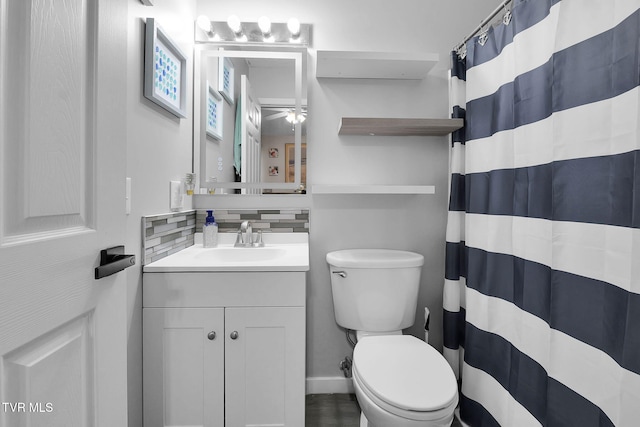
[142,209,309,265]
[195,209,310,233]
[142,210,196,265]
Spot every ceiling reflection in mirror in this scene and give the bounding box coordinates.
[194,46,307,195]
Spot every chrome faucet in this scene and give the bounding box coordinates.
[241,220,252,245]
[234,221,264,247]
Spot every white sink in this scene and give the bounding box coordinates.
[143,232,309,272]
[194,247,287,263]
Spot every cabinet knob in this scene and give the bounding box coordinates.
[207,331,216,341]
[230,331,239,340]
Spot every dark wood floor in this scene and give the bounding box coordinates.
[305,394,463,426]
[306,394,361,427]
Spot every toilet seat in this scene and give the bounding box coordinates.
[352,335,458,421]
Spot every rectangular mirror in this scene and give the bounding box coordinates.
[194,46,307,195]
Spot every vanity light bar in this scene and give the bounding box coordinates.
[195,19,310,46]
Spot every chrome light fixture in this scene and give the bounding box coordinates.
[194,16,310,45]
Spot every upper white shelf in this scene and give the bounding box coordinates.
[339,117,464,136]
[316,51,439,79]
[312,185,435,195]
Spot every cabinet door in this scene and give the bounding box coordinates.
[225,307,306,427]
[144,308,224,427]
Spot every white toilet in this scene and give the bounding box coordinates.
[326,249,458,427]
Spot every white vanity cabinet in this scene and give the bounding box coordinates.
[143,271,306,427]
[143,306,225,427]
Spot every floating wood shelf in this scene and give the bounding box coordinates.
[316,51,439,79]
[338,117,464,136]
[312,185,435,195]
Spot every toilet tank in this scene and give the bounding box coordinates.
[326,249,424,333]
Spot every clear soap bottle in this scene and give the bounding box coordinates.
[203,210,218,248]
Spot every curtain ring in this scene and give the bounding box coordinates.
[457,44,467,60]
[503,8,512,25]
[478,26,488,46]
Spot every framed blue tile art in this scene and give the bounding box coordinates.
[218,56,234,104]
[144,18,187,118]
[206,81,223,140]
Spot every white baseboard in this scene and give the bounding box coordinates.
[306,376,355,395]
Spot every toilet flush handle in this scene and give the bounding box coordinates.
[332,271,347,278]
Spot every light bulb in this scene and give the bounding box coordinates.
[258,16,271,35]
[227,15,242,34]
[287,17,301,37]
[196,15,212,34]
[285,110,306,124]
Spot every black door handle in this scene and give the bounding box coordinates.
[95,246,135,279]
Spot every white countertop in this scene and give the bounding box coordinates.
[143,232,309,272]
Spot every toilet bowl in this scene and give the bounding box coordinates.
[326,249,459,427]
[352,335,458,427]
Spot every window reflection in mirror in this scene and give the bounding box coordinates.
[194,47,306,195]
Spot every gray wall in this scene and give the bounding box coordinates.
[125,0,197,425]
[194,0,496,387]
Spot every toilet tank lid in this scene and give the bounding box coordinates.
[326,249,424,268]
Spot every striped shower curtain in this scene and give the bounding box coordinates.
[443,0,640,425]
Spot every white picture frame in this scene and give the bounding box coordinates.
[206,81,223,140]
[144,18,187,118]
[218,56,234,104]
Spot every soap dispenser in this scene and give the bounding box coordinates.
[203,210,218,248]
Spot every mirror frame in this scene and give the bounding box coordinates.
[193,46,305,193]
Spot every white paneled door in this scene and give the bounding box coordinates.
[240,75,262,195]
[0,0,128,426]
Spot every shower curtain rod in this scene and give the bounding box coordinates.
[454,0,513,53]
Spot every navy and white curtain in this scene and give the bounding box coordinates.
[444,0,640,425]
